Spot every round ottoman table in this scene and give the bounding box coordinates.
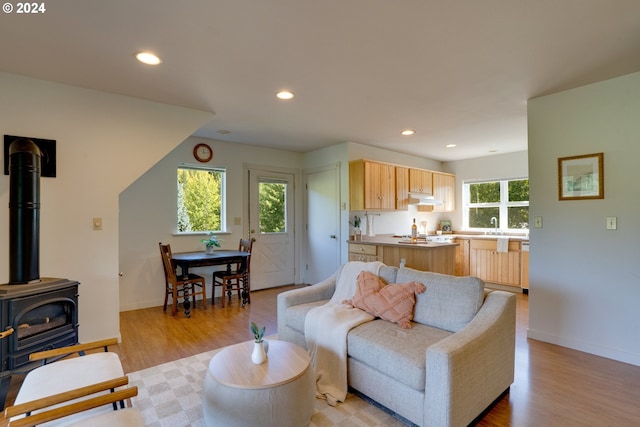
[203,340,315,427]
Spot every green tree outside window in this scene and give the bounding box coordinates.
[177,167,225,232]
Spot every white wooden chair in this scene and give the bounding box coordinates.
[4,376,143,427]
[12,338,126,416]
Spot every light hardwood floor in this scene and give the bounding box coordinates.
[4,287,640,426]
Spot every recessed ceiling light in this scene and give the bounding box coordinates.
[135,51,162,65]
[217,130,231,135]
[276,90,294,100]
[401,129,416,136]
[446,144,457,148]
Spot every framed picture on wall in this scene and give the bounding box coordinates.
[558,152,604,200]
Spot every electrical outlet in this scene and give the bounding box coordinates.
[606,217,617,230]
[534,216,543,228]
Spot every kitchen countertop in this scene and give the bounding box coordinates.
[349,235,458,248]
[349,233,529,246]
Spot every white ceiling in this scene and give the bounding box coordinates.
[2,0,639,161]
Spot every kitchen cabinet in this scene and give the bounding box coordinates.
[521,243,529,292]
[432,172,455,212]
[349,160,396,210]
[349,240,456,275]
[409,168,433,194]
[469,239,521,287]
[395,166,409,210]
[349,159,456,212]
[454,238,470,276]
[348,243,378,262]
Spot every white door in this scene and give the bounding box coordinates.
[249,170,295,289]
[305,166,340,284]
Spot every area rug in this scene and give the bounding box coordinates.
[128,345,414,427]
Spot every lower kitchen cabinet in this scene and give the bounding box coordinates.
[521,243,529,292]
[469,239,521,287]
[455,238,470,276]
[348,243,378,262]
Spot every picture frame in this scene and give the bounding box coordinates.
[558,152,604,200]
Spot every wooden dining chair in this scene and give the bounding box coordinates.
[212,238,255,308]
[159,242,207,316]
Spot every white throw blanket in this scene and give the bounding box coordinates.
[305,261,384,406]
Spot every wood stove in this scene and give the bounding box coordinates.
[0,279,79,371]
[0,138,80,408]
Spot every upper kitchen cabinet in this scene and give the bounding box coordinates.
[349,160,396,210]
[395,166,409,210]
[432,172,455,212]
[409,168,433,194]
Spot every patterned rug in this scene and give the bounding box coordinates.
[128,345,414,427]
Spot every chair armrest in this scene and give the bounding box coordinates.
[4,377,136,427]
[5,376,130,419]
[423,291,516,427]
[29,338,119,363]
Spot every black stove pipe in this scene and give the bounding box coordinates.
[8,138,41,284]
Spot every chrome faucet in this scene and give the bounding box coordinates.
[490,217,498,235]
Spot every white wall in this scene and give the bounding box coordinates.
[528,72,640,366]
[119,136,303,311]
[0,72,212,341]
[445,151,529,231]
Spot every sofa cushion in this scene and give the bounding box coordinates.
[347,319,452,391]
[346,271,425,329]
[396,267,484,332]
[285,299,328,333]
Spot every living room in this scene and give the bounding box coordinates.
[1,1,640,425]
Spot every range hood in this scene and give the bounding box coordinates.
[408,192,443,206]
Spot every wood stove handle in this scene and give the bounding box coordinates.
[0,327,14,339]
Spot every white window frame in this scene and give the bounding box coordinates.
[176,164,227,234]
[462,177,529,232]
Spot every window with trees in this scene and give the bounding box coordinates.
[177,166,226,233]
[463,178,529,231]
[258,179,287,233]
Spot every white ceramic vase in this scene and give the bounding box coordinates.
[205,245,215,254]
[251,341,267,364]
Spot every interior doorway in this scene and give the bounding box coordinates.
[304,165,340,284]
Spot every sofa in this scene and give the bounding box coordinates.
[277,263,516,427]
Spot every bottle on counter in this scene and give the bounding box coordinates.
[411,218,418,242]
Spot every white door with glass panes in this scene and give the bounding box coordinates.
[249,170,295,289]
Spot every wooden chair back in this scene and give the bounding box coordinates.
[159,242,177,283]
[238,238,255,273]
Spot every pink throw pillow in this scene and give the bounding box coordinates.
[343,271,426,329]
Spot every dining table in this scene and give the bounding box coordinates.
[171,250,250,317]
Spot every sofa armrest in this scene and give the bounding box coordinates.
[279,270,338,308]
[277,269,339,336]
[423,290,516,427]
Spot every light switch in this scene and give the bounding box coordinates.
[606,217,617,230]
[93,217,103,230]
[534,216,543,228]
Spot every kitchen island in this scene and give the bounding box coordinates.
[348,235,458,275]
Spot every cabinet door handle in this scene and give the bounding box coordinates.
[330,235,336,239]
